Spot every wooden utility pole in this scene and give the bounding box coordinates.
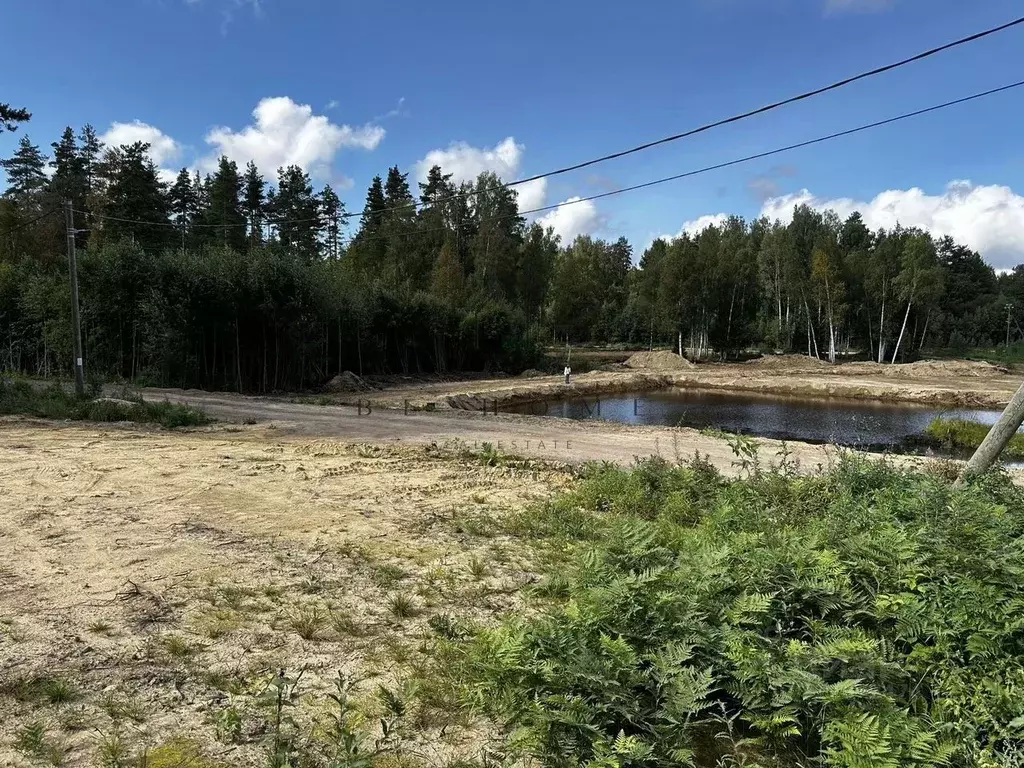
[64,200,85,397]
[958,380,1024,483]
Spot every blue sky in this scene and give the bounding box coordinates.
[3,0,1024,266]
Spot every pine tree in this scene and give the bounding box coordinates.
[358,175,386,236]
[382,166,416,279]
[272,165,318,256]
[168,168,196,248]
[242,161,265,248]
[318,185,344,259]
[50,126,86,208]
[384,166,413,213]
[101,142,170,251]
[419,165,454,208]
[0,135,48,203]
[193,170,209,224]
[415,164,457,280]
[78,124,102,191]
[77,124,105,230]
[203,156,246,251]
[0,103,30,133]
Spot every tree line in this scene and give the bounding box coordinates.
[1,118,1022,392]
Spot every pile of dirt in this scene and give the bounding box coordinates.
[842,359,1010,379]
[519,368,546,378]
[624,351,695,371]
[891,359,1009,378]
[746,354,832,371]
[324,370,369,392]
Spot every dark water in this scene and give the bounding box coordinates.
[508,389,1004,449]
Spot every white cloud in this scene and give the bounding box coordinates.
[655,213,730,244]
[537,197,602,243]
[415,136,548,211]
[374,97,407,122]
[760,181,1024,270]
[100,120,181,167]
[204,96,384,181]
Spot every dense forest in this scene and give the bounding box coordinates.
[2,117,1023,392]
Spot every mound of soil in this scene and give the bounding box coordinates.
[519,368,546,378]
[893,360,1009,378]
[324,371,369,392]
[624,351,695,371]
[843,359,1009,379]
[747,354,832,371]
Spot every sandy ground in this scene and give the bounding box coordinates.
[5,357,1020,764]
[0,420,572,767]
[132,356,1023,471]
[139,387,854,472]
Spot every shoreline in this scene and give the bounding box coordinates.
[320,359,1021,412]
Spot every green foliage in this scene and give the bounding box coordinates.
[387,593,419,620]
[461,456,1024,767]
[924,417,1024,460]
[0,378,208,427]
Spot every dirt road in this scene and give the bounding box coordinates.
[140,387,845,471]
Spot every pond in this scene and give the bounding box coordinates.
[507,388,1005,450]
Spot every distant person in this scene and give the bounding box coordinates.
[564,365,571,384]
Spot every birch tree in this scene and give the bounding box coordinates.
[891,231,942,363]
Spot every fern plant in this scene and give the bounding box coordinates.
[457,455,1024,767]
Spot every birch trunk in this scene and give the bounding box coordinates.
[877,296,887,364]
[891,299,913,364]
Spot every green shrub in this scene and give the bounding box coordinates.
[924,417,1024,461]
[0,378,208,428]
[462,455,1024,767]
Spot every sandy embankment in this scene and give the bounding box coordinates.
[325,355,1021,412]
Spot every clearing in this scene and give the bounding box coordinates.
[0,421,569,766]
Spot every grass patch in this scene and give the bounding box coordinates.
[287,605,326,640]
[145,738,225,768]
[0,378,208,428]
[446,453,1024,767]
[387,593,419,620]
[87,619,114,636]
[160,634,200,659]
[42,678,79,706]
[924,417,1024,460]
[371,562,408,589]
[13,721,68,766]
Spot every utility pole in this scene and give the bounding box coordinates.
[1006,303,1014,348]
[64,200,85,397]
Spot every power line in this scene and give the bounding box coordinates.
[79,13,1024,231]
[349,13,1024,220]
[504,15,1024,189]
[0,206,61,235]
[318,78,1024,246]
[71,78,1024,244]
[511,79,1024,220]
[72,208,324,229]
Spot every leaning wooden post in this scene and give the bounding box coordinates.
[957,380,1024,484]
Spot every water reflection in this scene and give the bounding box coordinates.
[508,389,1005,448]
